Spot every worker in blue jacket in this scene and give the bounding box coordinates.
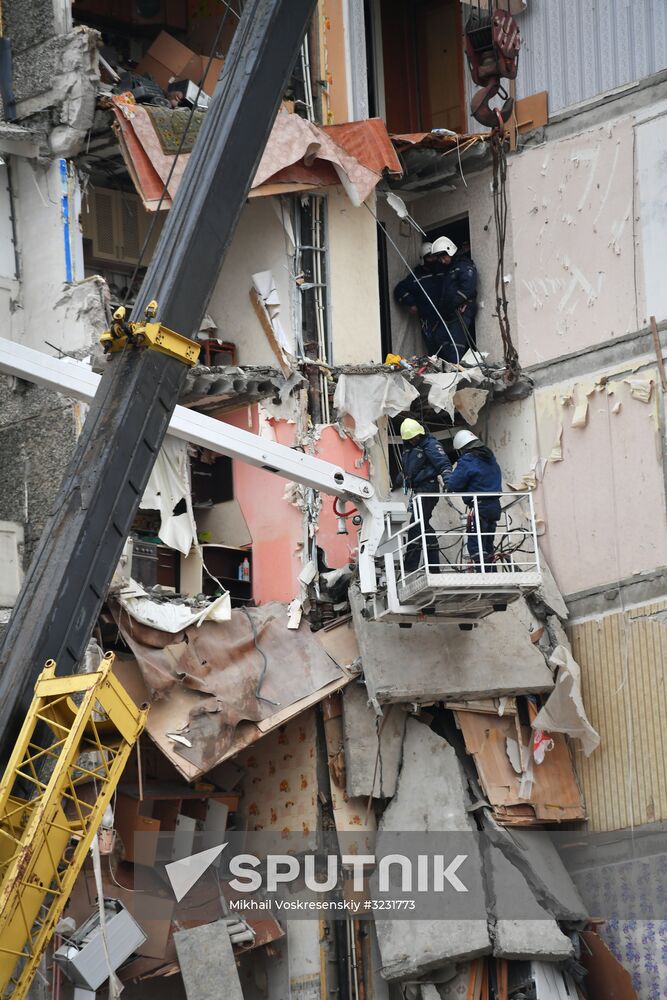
[394,237,477,363]
[449,430,502,571]
[400,418,452,573]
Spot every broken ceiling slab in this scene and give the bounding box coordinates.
[482,817,588,924]
[179,364,297,413]
[350,589,554,705]
[174,920,244,1000]
[342,684,406,799]
[484,845,573,961]
[374,719,491,980]
[0,121,42,158]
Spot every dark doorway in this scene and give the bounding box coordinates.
[376,0,466,135]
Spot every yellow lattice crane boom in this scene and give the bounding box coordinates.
[0,653,145,999]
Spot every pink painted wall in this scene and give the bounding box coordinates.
[221,408,303,605]
[220,410,369,604]
[313,425,369,569]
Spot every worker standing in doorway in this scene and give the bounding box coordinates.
[400,418,452,574]
[394,237,478,364]
[449,430,502,571]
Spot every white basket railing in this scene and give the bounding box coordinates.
[383,492,541,588]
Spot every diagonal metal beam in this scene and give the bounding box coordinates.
[0,337,375,500]
[0,0,318,762]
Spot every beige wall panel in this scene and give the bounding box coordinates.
[570,601,667,832]
[509,115,637,367]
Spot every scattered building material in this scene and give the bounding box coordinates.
[532,645,601,757]
[342,683,406,799]
[351,590,553,705]
[322,694,376,847]
[455,707,586,825]
[174,920,245,1000]
[249,285,292,377]
[374,719,491,980]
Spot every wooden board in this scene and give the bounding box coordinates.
[581,931,637,1000]
[249,286,291,376]
[455,710,586,824]
[514,91,548,134]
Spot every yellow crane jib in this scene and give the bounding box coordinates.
[100,300,200,366]
[0,652,146,1000]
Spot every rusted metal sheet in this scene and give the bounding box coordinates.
[569,600,667,832]
[113,603,353,780]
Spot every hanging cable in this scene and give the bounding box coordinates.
[491,133,520,380]
[241,606,280,707]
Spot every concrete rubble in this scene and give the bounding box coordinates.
[484,845,573,961]
[342,683,406,798]
[174,921,245,1000]
[373,719,492,980]
[482,818,589,924]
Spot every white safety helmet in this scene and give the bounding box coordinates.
[453,429,479,451]
[431,236,458,257]
[420,241,433,259]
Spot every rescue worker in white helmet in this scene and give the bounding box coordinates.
[394,235,478,363]
[399,418,452,574]
[449,429,502,572]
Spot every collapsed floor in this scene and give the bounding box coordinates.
[33,544,622,1000]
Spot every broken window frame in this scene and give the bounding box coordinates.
[294,191,332,423]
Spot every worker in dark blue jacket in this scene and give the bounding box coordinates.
[394,237,478,363]
[449,430,502,571]
[400,418,452,573]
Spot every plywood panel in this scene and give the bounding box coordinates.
[570,600,667,831]
[455,709,586,825]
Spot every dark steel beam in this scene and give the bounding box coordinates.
[0,0,317,760]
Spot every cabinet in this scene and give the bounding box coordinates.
[82,187,164,266]
[180,544,252,606]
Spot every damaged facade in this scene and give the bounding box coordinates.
[0,0,666,999]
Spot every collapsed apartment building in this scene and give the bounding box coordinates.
[0,0,665,998]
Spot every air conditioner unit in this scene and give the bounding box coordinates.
[54,899,146,991]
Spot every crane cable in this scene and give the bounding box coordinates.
[491,132,520,381]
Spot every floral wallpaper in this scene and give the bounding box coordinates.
[573,854,667,999]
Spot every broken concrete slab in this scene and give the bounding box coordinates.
[174,920,243,1000]
[529,550,569,621]
[484,845,573,960]
[482,816,588,923]
[351,589,554,704]
[343,683,406,798]
[374,719,491,980]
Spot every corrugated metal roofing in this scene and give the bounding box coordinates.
[569,600,667,832]
[516,0,667,115]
